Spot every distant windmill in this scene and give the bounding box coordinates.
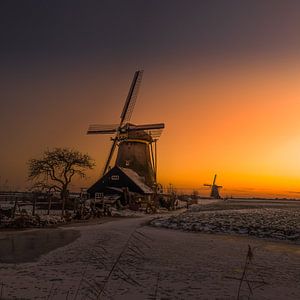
[87,70,164,188]
[204,174,222,199]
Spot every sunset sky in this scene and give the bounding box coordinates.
[1,1,300,197]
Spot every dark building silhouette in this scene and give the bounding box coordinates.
[86,71,164,198]
[204,174,222,199]
[87,166,153,197]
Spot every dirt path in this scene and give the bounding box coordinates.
[0,216,299,299]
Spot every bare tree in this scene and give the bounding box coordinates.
[28,148,95,214]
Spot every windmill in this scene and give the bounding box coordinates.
[204,174,222,199]
[87,70,164,188]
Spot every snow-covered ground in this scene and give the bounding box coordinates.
[151,200,300,242]
[0,203,300,299]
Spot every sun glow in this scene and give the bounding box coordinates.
[152,60,300,197]
[1,58,300,198]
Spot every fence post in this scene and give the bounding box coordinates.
[47,196,52,215]
[73,198,77,213]
[12,198,18,218]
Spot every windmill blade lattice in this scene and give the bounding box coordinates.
[102,138,118,175]
[127,123,164,131]
[120,70,144,125]
[87,124,119,134]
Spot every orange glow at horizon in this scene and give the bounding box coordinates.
[1,57,300,198]
[144,59,300,197]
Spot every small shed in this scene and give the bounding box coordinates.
[87,166,154,199]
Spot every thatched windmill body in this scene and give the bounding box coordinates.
[87,71,164,190]
[204,174,222,199]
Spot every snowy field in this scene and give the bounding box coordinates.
[0,199,299,299]
[151,199,300,242]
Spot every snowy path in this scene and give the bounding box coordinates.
[0,216,299,299]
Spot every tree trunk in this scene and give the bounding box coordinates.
[61,187,69,216]
[32,196,36,216]
[62,197,65,216]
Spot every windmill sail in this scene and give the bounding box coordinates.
[127,123,165,131]
[87,124,119,134]
[120,70,143,125]
[212,174,217,186]
[102,138,118,175]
